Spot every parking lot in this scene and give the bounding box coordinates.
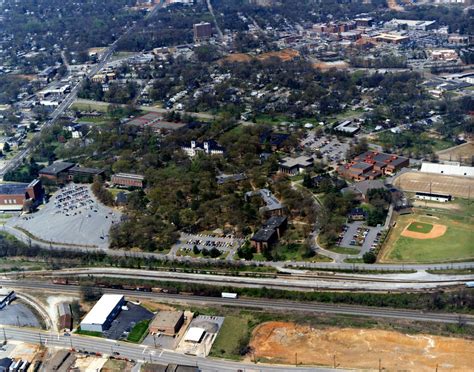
[8,184,121,248]
[301,133,350,165]
[339,221,384,254]
[103,302,153,341]
[0,301,42,328]
[171,233,244,258]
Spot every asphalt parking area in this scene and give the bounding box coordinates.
[301,133,350,165]
[339,221,383,254]
[172,233,243,256]
[103,302,153,341]
[0,301,42,328]
[7,184,121,248]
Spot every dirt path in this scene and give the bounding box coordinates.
[250,322,474,371]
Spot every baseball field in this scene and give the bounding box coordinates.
[380,203,474,264]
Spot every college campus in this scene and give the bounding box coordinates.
[0,0,473,371]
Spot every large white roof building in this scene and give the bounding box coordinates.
[420,162,474,178]
[80,294,125,333]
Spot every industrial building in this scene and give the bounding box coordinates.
[0,289,15,309]
[0,179,43,211]
[149,311,185,336]
[80,294,125,333]
[415,191,452,203]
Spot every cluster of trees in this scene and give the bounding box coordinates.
[91,178,114,206]
[1,0,140,58]
[3,158,42,183]
[78,79,139,104]
[318,191,357,248]
[365,188,392,227]
[0,76,31,104]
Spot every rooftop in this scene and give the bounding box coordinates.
[113,173,145,180]
[280,155,313,169]
[251,227,276,242]
[151,311,183,330]
[184,327,205,343]
[0,183,31,195]
[39,162,75,176]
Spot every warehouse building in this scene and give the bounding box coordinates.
[149,311,184,336]
[39,162,104,183]
[80,294,125,333]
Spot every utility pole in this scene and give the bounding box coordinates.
[2,328,6,342]
[333,354,336,369]
[379,358,382,372]
[295,352,297,366]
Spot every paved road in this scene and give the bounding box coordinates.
[2,280,473,326]
[1,327,339,372]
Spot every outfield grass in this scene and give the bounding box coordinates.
[127,319,150,343]
[381,207,474,264]
[209,316,249,360]
[406,222,433,234]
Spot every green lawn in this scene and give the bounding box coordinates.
[329,246,360,255]
[75,328,103,337]
[127,319,151,343]
[407,222,433,234]
[383,207,474,264]
[209,316,249,360]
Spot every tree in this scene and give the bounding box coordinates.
[363,251,377,264]
[3,142,10,153]
[193,245,200,255]
[80,286,103,302]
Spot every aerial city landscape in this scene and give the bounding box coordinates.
[0,0,473,370]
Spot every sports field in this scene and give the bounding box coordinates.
[380,205,474,264]
[406,222,433,234]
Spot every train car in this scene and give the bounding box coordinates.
[52,278,68,285]
[221,292,238,299]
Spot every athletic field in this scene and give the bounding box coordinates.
[380,204,474,264]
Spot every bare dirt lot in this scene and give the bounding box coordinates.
[393,171,474,198]
[221,49,300,64]
[250,322,474,371]
[437,142,474,165]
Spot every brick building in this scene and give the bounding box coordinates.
[338,151,409,181]
[0,179,43,211]
[111,173,145,188]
